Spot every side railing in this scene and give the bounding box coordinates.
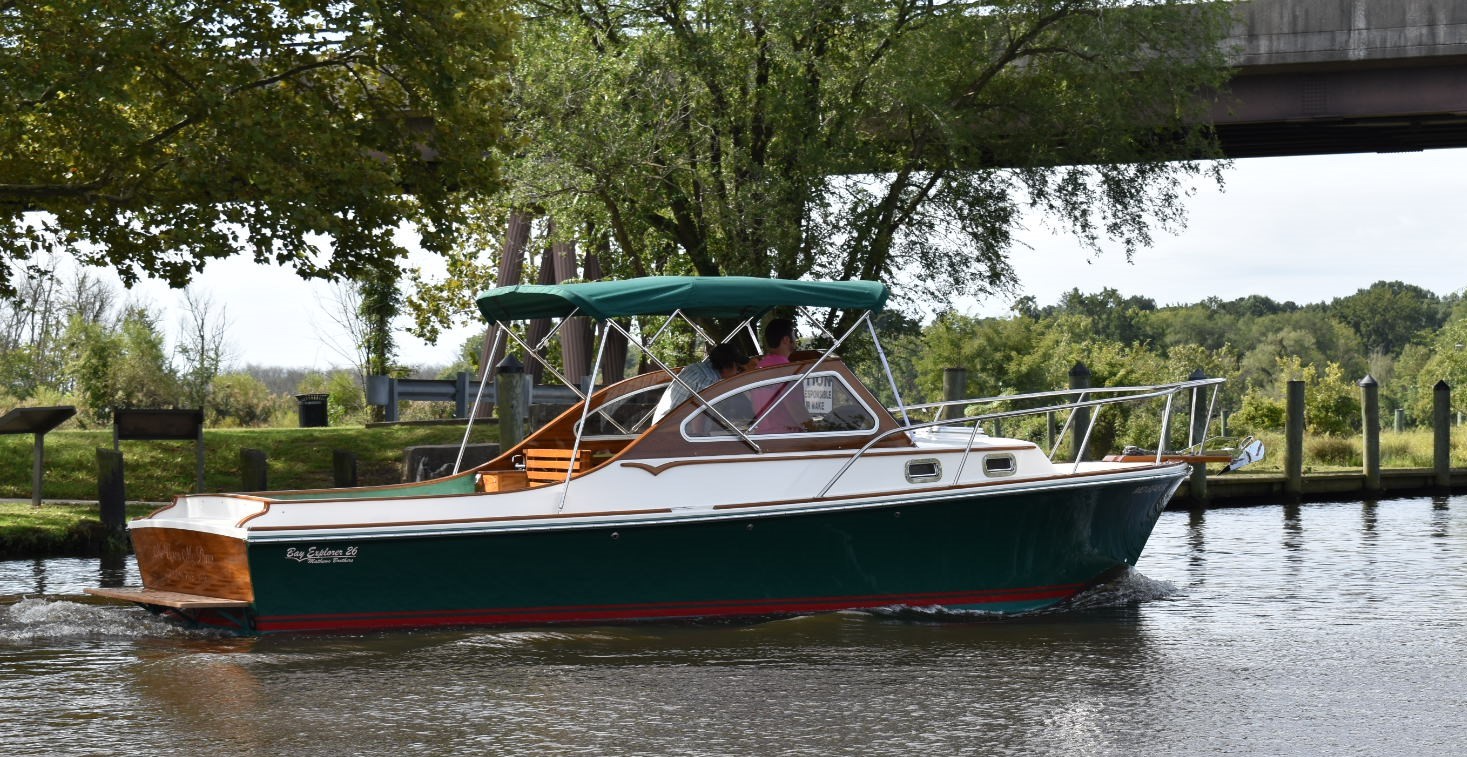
[816,377,1227,498]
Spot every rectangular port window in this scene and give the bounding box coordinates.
[905,458,942,483]
[983,454,1017,477]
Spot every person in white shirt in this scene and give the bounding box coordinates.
[651,343,748,423]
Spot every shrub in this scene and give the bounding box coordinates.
[209,373,290,427]
[1232,389,1285,432]
[1306,435,1358,467]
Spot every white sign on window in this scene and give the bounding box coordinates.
[803,375,836,414]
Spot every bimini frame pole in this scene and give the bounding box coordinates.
[867,317,910,427]
[558,324,610,512]
[498,310,592,404]
[452,325,505,474]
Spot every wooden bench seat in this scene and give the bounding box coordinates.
[524,448,596,484]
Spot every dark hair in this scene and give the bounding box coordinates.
[763,318,796,350]
[707,343,748,372]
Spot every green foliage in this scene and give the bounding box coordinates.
[63,305,181,426]
[1268,357,1362,436]
[1232,390,1286,432]
[209,372,290,428]
[1406,305,1467,421]
[410,0,1234,336]
[1330,281,1444,355]
[1,0,516,298]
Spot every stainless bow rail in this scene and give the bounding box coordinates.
[815,377,1228,498]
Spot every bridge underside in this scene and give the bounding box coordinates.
[1213,61,1467,158]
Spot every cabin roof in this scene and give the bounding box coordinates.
[475,276,889,322]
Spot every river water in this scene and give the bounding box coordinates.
[2,497,1463,756]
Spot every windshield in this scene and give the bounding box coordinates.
[577,382,670,437]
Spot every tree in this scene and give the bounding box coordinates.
[415,0,1232,335]
[65,304,180,425]
[1,0,515,297]
[1049,288,1158,345]
[176,286,232,410]
[1329,280,1443,356]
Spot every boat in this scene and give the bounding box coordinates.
[88,276,1251,632]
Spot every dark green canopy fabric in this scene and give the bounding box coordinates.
[475,276,888,322]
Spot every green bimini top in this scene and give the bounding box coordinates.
[475,276,889,323]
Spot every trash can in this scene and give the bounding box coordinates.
[295,393,330,428]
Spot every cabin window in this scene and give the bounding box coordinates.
[983,454,1017,477]
[685,372,878,439]
[905,459,942,483]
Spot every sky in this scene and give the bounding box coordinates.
[111,147,1467,370]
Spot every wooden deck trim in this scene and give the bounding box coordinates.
[245,506,678,533]
[85,587,251,610]
[1101,453,1234,464]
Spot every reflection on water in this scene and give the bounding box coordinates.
[3,497,1465,756]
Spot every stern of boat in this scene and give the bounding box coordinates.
[86,494,265,631]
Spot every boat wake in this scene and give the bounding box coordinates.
[0,597,218,642]
[862,568,1180,621]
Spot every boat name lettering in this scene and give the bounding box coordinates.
[157,544,215,566]
[285,546,359,564]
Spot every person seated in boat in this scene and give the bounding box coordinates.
[749,318,813,434]
[758,318,797,368]
[651,343,749,424]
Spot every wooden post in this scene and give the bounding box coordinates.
[96,449,126,533]
[31,433,44,508]
[1434,380,1452,490]
[1393,408,1405,433]
[1284,380,1305,501]
[1359,375,1380,492]
[941,368,967,421]
[496,355,529,449]
[1069,362,1091,461]
[333,449,359,488]
[240,449,268,492]
[1188,369,1208,504]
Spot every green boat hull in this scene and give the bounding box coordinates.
[225,472,1181,632]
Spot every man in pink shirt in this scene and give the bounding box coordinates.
[758,318,796,368]
[752,318,809,433]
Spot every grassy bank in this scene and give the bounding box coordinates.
[0,423,497,503]
[0,423,497,560]
[0,501,158,560]
[1232,428,1467,472]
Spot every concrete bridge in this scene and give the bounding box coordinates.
[1219,0,1467,157]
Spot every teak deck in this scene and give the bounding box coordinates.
[84,587,251,610]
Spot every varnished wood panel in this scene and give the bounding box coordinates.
[132,528,254,602]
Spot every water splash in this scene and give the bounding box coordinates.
[0,597,209,642]
[1059,568,1180,611]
